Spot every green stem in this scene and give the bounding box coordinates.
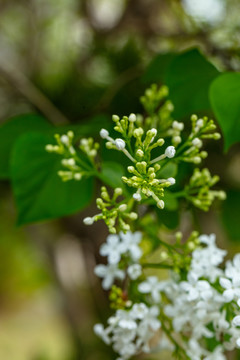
[139,223,179,254]
[161,318,191,360]
[142,262,173,269]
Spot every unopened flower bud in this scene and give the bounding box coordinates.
[133,192,142,201]
[112,115,120,122]
[67,158,75,166]
[213,133,221,140]
[157,200,165,209]
[74,173,82,180]
[193,156,201,164]
[173,136,181,145]
[129,113,137,122]
[100,129,109,139]
[128,166,135,173]
[118,204,127,212]
[157,138,165,146]
[196,119,204,128]
[83,217,94,225]
[136,149,144,158]
[172,121,184,131]
[45,144,54,152]
[60,135,69,145]
[167,177,176,185]
[133,128,144,137]
[115,138,126,150]
[192,138,202,148]
[165,146,176,158]
[114,188,123,196]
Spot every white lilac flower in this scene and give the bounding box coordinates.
[219,277,240,302]
[189,234,226,282]
[94,263,125,290]
[221,254,240,302]
[99,234,125,264]
[186,338,207,360]
[224,326,240,350]
[204,346,226,360]
[94,323,111,344]
[131,303,148,320]
[138,276,165,303]
[120,231,143,261]
[225,253,240,280]
[180,278,213,302]
[213,310,229,337]
[117,309,138,330]
[127,264,142,280]
[94,303,161,360]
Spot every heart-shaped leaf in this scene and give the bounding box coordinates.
[209,72,240,150]
[165,48,219,118]
[0,114,52,179]
[10,132,94,225]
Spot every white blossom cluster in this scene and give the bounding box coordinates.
[94,232,240,359]
[94,303,161,360]
[94,231,143,290]
[164,234,240,359]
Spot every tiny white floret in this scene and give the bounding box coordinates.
[127,264,142,280]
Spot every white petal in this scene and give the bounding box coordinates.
[219,277,232,289]
[107,234,119,246]
[223,289,235,302]
[94,264,107,277]
[138,282,151,293]
[233,315,240,327]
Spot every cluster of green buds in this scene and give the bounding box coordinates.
[184,168,226,211]
[100,116,177,209]
[45,131,99,181]
[83,187,138,233]
[109,285,131,310]
[140,84,174,131]
[178,115,221,165]
[142,231,199,274]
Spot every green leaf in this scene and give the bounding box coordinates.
[0,114,52,179]
[222,190,240,241]
[156,208,179,229]
[209,72,240,150]
[165,48,219,118]
[10,132,94,225]
[164,191,178,211]
[141,53,176,84]
[100,162,125,189]
[158,162,178,179]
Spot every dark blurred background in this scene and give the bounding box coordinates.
[0,0,240,359]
